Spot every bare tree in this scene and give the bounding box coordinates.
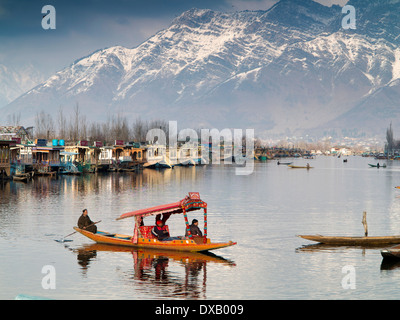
[109,113,130,143]
[7,112,21,126]
[132,117,148,142]
[57,106,66,139]
[34,111,54,139]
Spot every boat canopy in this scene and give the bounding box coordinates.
[118,192,208,243]
[116,192,207,220]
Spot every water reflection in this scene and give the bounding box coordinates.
[0,167,203,204]
[381,259,400,271]
[296,243,387,253]
[72,244,235,299]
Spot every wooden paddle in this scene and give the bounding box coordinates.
[56,220,101,243]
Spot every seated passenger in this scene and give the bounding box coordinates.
[152,220,170,241]
[152,220,181,241]
[185,219,203,237]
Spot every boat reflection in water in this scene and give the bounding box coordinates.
[296,243,400,272]
[73,244,236,299]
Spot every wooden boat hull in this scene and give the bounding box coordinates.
[298,234,400,246]
[381,244,400,260]
[74,227,236,252]
[12,173,30,182]
[143,161,173,169]
[368,164,386,168]
[288,165,313,169]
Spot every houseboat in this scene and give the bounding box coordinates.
[143,144,173,168]
[169,142,199,166]
[112,141,145,171]
[0,140,17,180]
[32,139,64,175]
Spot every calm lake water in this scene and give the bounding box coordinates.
[2,156,400,300]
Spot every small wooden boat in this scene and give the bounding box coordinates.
[74,192,237,252]
[368,163,386,168]
[288,165,313,169]
[381,244,400,260]
[12,173,30,182]
[143,159,173,169]
[298,234,400,246]
[277,161,293,165]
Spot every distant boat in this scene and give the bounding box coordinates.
[277,161,292,165]
[368,163,386,168]
[288,164,313,169]
[375,153,387,160]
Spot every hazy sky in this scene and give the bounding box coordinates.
[0,0,349,75]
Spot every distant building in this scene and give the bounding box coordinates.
[0,126,34,144]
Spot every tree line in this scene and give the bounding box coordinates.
[385,122,400,154]
[32,104,169,145]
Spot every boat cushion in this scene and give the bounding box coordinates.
[139,225,169,239]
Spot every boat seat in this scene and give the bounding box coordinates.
[192,236,206,244]
[139,225,170,239]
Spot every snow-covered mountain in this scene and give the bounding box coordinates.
[0,64,45,111]
[2,0,400,138]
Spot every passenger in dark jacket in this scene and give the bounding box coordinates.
[77,209,97,233]
[185,219,203,237]
[152,220,170,240]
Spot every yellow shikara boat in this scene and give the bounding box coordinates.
[74,192,237,252]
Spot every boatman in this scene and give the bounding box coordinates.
[77,209,97,233]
